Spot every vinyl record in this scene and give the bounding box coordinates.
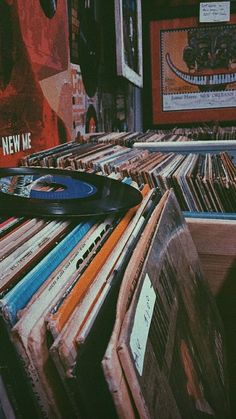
[0,167,142,218]
[39,0,57,19]
[77,6,100,97]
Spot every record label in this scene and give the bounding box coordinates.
[0,167,142,218]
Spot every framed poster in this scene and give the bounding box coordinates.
[115,0,143,87]
[151,15,236,125]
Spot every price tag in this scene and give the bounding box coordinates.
[129,273,156,375]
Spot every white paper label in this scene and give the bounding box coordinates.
[199,2,230,22]
[129,273,156,375]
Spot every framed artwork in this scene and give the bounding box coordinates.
[115,0,143,87]
[151,15,236,125]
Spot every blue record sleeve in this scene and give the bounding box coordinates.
[0,220,95,326]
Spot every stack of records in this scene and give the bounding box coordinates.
[0,182,231,418]
[20,134,236,213]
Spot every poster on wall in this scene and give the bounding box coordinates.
[71,64,87,137]
[115,0,143,87]
[151,15,236,125]
[0,0,72,168]
[71,63,98,137]
[68,2,99,137]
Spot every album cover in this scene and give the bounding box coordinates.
[115,0,143,87]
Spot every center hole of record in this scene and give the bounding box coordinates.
[31,181,66,193]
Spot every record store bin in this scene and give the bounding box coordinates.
[0,132,235,419]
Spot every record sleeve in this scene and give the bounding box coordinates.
[49,188,155,378]
[47,185,148,339]
[0,221,94,326]
[65,190,163,418]
[0,220,72,295]
[104,190,230,419]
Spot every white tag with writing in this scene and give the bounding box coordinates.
[129,273,156,375]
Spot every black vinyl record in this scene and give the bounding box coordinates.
[39,0,57,19]
[0,167,142,218]
[77,6,100,97]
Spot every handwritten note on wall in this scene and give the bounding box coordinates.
[200,2,230,22]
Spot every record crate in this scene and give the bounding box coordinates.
[133,135,236,416]
[0,132,235,417]
[185,214,236,417]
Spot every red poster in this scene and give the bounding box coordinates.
[0,0,72,167]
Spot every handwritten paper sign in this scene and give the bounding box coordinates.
[129,273,156,375]
[199,2,230,22]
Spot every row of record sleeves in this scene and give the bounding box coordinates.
[20,132,236,213]
[0,185,231,418]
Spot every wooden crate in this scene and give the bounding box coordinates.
[186,217,236,296]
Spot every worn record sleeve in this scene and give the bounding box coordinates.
[66,143,111,170]
[0,222,103,417]
[194,155,210,212]
[167,155,190,211]
[205,154,223,213]
[198,155,216,213]
[47,190,155,416]
[177,154,198,212]
[102,192,168,419]
[4,219,117,418]
[0,219,46,261]
[186,155,206,213]
[0,218,23,239]
[0,219,73,295]
[217,155,235,212]
[0,221,94,326]
[49,187,153,379]
[79,145,126,171]
[115,191,230,418]
[220,154,236,212]
[94,148,131,175]
[211,155,226,213]
[46,187,146,339]
[221,152,236,182]
[22,141,78,167]
[15,219,111,318]
[8,222,110,418]
[36,142,82,169]
[202,154,219,213]
[63,191,163,419]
